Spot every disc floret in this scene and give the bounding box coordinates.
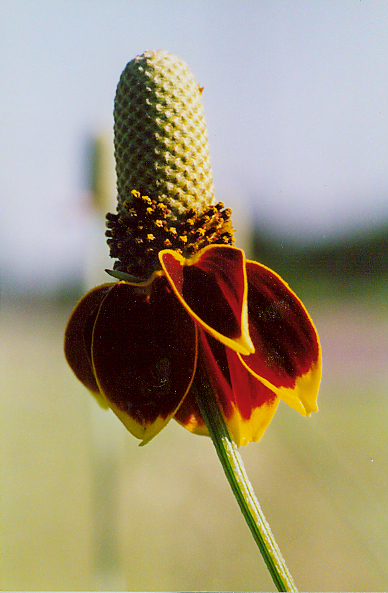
[106,190,234,278]
[107,50,235,278]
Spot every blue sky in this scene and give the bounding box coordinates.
[1,1,388,290]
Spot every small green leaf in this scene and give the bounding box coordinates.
[105,269,147,283]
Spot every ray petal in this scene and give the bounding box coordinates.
[240,261,322,416]
[175,329,279,446]
[91,277,197,444]
[64,284,114,408]
[160,245,254,356]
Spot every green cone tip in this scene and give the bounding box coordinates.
[114,50,215,219]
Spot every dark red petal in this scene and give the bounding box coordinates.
[91,276,197,444]
[173,389,208,436]
[240,261,321,415]
[160,245,254,355]
[64,284,114,406]
[175,329,279,446]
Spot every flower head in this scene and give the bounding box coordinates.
[65,51,321,446]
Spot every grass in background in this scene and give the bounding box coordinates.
[1,276,387,591]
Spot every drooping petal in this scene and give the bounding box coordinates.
[175,329,279,447]
[239,261,322,416]
[64,284,114,409]
[91,276,197,444]
[159,245,254,356]
[173,388,208,437]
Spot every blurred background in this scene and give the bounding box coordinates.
[1,1,387,591]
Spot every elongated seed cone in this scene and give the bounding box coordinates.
[114,50,215,218]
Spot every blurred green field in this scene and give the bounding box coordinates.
[1,287,388,591]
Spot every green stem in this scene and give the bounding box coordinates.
[194,379,298,592]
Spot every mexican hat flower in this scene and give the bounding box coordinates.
[65,50,321,447]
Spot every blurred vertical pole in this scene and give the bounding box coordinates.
[85,133,117,287]
[85,133,125,591]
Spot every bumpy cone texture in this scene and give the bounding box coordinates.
[114,50,215,219]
